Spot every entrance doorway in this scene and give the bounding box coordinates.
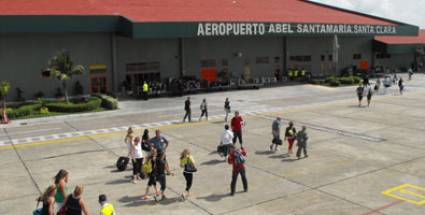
[89,64,108,94]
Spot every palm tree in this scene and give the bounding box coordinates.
[46,50,84,103]
[0,81,11,111]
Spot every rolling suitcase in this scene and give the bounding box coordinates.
[116,156,129,171]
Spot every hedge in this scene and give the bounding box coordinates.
[6,103,42,119]
[328,79,341,87]
[98,95,118,110]
[339,77,354,85]
[46,97,102,113]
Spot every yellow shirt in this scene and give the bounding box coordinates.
[180,155,195,167]
[100,203,115,215]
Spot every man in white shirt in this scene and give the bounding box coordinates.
[218,125,234,157]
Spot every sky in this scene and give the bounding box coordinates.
[311,0,425,28]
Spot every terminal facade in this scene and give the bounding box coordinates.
[0,0,422,99]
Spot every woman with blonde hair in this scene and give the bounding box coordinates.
[61,185,90,215]
[124,127,134,153]
[180,149,196,200]
[36,184,56,215]
[130,136,144,183]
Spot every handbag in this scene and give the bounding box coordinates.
[184,162,197,173]
[32,201,41,215]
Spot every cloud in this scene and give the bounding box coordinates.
[311,0,425,28]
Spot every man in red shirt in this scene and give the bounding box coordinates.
[227,144,248,196]
[231,111,244,146]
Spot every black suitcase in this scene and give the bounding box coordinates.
[116,156,129,171]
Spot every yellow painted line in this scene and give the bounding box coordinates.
[382,184,425,205]
[0,119,222,150]
[400,190,425,199]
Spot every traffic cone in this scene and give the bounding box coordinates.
[1,109,9,124]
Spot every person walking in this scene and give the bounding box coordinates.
[130,137,144,183]
[54,169,69,213]
[148,129,169,154]
[98,194,116,215]
[36,185,56,215]
[296,126,309,159]
[227,145,248,196]
[180,149,196,200]
[218,124,234,158]
[153,151,173,201]
[143,81,149,100]
[61,185,90,215]
[356,84,364,107]
[270,117,282,151]
[231,111,244,146]
[284,121,297,155]
[374,78,381,92]
[183,97,192,123]
[367,85,373,107]
[363,84,372,107]
[408,67,414,81]
[398,78,404,95]
[224,98,231,122]
[142,149,159,201]
[199,98,208,121]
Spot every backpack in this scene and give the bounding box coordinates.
[235,150,246,165]
[116,156,129,171]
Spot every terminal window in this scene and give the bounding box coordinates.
[376,53,391,59]
[256,57,270,64]
[290,56,311,62]
[201,59,217,68]
[353,54,362,60]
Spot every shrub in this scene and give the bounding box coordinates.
[6,103,42,119]
[40,107,49,114]
[328,79,341,87]
[98,95,118,110]
[352,76,362,85]
[46,97,101,113]
[339,77,354,85]
[325,76,337,84]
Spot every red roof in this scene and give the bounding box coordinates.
[0,0,398,25]
[375,29,425,45]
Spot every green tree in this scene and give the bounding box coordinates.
[46,50,84,103]
[0,81,11,110]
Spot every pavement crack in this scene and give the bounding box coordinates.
[2,128,42,194]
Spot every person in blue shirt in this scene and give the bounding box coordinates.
[148,129,169,153]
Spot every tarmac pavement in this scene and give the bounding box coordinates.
[1,73,425,215]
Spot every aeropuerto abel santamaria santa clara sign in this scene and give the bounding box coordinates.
[196,22,398,36]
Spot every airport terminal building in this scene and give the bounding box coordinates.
[0,0,423,99]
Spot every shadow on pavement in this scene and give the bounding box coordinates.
[201,159,226,166]
[105,178,131,185]
[123,196,182,207]
[197,193,230,202]
[255,150,275,155]
[269,154,289,159]
[282,158,298,162]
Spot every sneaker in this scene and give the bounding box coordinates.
[269,145,273,151]
[153,195,158,202]
[161,195,167,201]
[131,179,137,184]
[142,195,150,200]
[180,194,186,201]
[305,155,309,158]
